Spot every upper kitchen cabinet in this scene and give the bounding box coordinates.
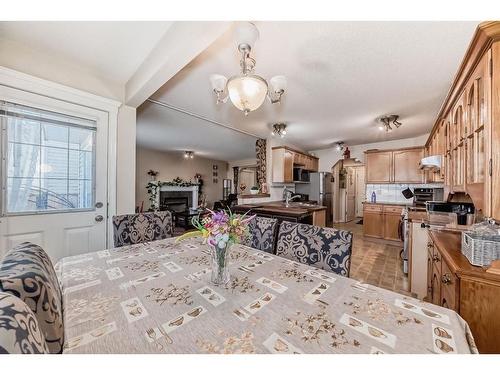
[393,148,425,183]
[365,147,424,184]
[425,22,500,219]
[272,146,319,183]
[365,151,392,183]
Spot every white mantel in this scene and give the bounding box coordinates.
[158,185,199,210]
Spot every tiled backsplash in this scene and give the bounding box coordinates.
[365,183,444,204]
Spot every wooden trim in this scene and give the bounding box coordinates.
[426,21,500,145]
[271,145,319,159]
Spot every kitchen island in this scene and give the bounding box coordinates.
[233,201,327,227]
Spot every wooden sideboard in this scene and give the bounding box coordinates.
[427,230,500,353]
[272,146,319,183]
[424,22,500,220]
[365,147,424,184]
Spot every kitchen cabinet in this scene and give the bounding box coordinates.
[424,22,500,220]
[362,203,383,238]
[363,203,402,241]
[365,147,424,184]
[365,151,392,183]
[272,146,319,183]
[393,148,425,183]
[426,231,500,353]
[382,206,402,241]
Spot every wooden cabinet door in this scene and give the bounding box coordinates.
[451,92,466,191]
[310,157,319,172]
[383,212,401,241]
[365,151,393,183]
[426,248,434,302]
[363,205,383,238]
[393,148,424,183]
[284,150,294,183]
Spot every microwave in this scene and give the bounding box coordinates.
[293,168,310,182]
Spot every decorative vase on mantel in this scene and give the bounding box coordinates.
[209,242,231,285]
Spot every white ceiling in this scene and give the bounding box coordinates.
[137,100,257,161]
[0,21,173,84]
[147,21,479,153]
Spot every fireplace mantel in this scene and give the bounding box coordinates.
[157,185,199,210]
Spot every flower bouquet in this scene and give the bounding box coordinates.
[177,209,255,285]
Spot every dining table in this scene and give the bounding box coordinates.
[56,236,478,354]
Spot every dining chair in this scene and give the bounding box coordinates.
[243,216,279,254]
[0,242,64,353]
[275,221,353,277]
[0,291,49,354]
[112,211,173,247]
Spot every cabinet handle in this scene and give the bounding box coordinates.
[441,273,452,285]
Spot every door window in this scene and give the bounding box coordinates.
[1,101,96,214]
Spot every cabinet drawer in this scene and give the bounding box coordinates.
[440,261,458,312]
[383,205,403,214]
[363,204,383,213]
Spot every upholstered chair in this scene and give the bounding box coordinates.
[276,221,353,277]
[244,216,279,254]
[0,292,49,354]
[0,242,63,353]
[112,211,173,247]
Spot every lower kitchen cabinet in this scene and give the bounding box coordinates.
[363,203,402,241]
[426,230,500,353]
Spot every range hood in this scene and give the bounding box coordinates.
[419,155,442,171]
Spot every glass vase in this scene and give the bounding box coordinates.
[209,242,231,286]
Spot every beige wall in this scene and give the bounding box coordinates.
[136,147,228,210]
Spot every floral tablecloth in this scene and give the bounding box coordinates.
[56,237,477,354]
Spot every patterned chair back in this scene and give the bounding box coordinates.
[276,221,353,277]
[243,216,278,254]
[0,292,49,354]
[112,211,173,247]
[0,242,63,353]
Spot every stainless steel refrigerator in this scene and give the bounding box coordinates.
[295,172,333,227]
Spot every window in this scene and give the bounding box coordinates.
[1,101,96,214]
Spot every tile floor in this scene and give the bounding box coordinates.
[335,220,410,295]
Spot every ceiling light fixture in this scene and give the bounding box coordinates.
[184,151,194,159]
[271,123,287,138]
[335,142,345,152]
[209,22,287,116]
[378,115,402,132]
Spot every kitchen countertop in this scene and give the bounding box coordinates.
[429,230,500,282]
[234,201,326,217]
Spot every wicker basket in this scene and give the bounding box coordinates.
[461,232,500,266]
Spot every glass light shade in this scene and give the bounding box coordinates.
[234,22,259,49]
[270,75,287,92]
[227,75,268,114]
[209,74,228,92]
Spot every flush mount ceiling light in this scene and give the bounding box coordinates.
[335,142,345,151]
[209,22,287,116]
[184,151,194,159]
[271,123,287,138]
[378,115,402,132]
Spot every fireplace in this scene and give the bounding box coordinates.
[157,185,199,211]
[160,196,189,213]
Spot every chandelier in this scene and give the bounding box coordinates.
[209,22,287,116]
[271,123,287,138]
[378,115,402,132]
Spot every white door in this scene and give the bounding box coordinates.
[345,167,356,222]
[355,166,366,217]
[0,86,109,262]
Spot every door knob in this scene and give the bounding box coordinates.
[95,215,104,222]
